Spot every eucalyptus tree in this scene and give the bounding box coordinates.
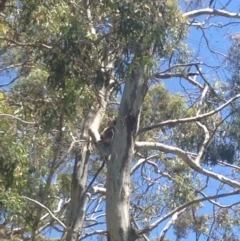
[1,1,240,241]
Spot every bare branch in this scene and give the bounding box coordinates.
[183,8,240,19]
[153,72,199,79]
[131,154,159,174]
[137,189,240,236]
[199,191,240,208]
[0,227,23,239]
[0,114,36,125]
[0,76,20,87]
[138,93,240,134]
[195,85,211,165]
[79,230,107,240]
[131,214,150,241]
[0,37,52,49]
[146,161,172,180]
[217,160,240,171]
[159,208,186,241]
[195,121,210,165]
[153,71,203,90]
[135,141,240,188]
[21,196,67,229]
[0,62,36,72]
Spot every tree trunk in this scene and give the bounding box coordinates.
[63,86,109,241]
[106,70,148,241]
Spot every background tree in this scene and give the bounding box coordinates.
[1,0,240,241]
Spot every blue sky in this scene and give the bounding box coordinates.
[163,1,240,92]
[159,1,240,240]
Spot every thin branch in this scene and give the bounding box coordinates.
[0,37,52,49]
[137,189,240,236]
[217,160,240,171]
[138,93,240,134]
[131,214,150,241]
[153,72,199,79]
[146,160,172,180]
[25,222,51,241]
[199,191,240,208]
[0,76,20,87]
[159,208,186,241]
[195,64,217,95]
[161,63,202,73]
[0,62,35,72]
[131,154,159,174]
[189,21,240,28]
[21,196,67,229]
[153,67,203,90]
[85,161,105,194]
[200,27,228,58]
[0,114,36,124]
[40,198,64,221]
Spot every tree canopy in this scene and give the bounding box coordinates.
[1,0,240,241]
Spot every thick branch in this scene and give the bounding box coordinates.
[183,8,240,19]
[79,230,107,240]
[195,85,210,165]
[135,142,240,188]
[153,71,203,89]
[138,93,240,134]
